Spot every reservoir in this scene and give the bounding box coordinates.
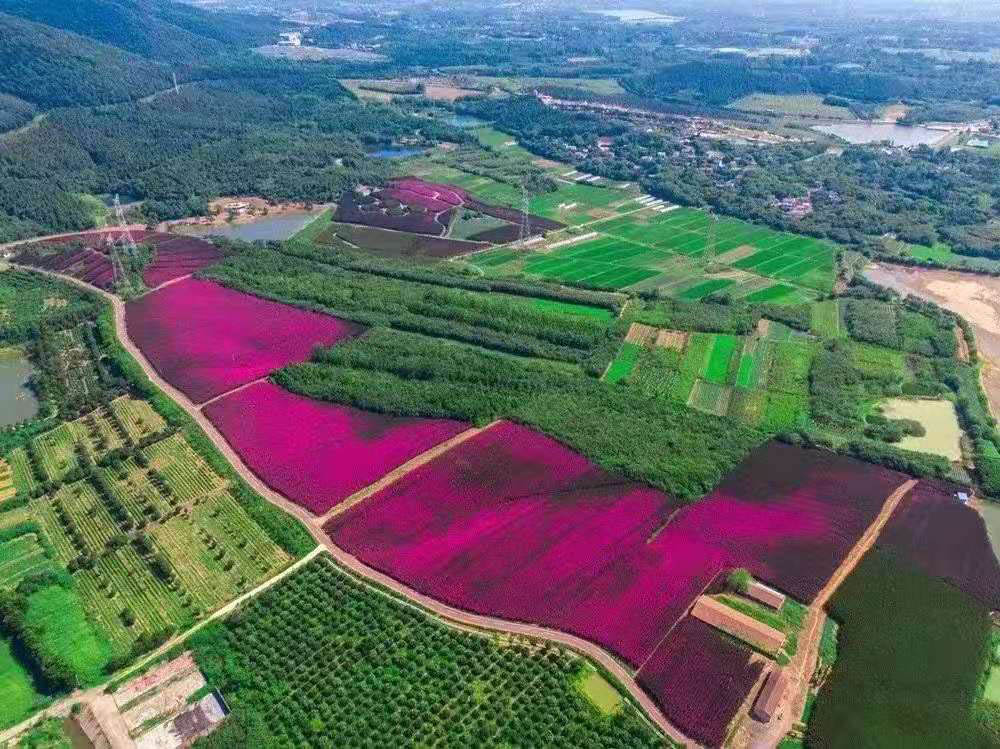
[812,122,950,147]
[0,348,39,427]
[178,209,327,242]
[368,146,426,159]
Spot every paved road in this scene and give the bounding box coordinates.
[11,264,695,747]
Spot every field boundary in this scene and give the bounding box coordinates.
[15,264,694,747]
[317,422,500,524]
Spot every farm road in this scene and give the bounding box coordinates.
[13,265,696,748]
[737,478,918,749]
[0,546,324,746]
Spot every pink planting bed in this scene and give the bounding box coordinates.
[877,480,1000,610]
[325,430,907,744]
[204,381,467,515]
[636,617,764,747]
[125,278,363,403]
[141,234,223,288]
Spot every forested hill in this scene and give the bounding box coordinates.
[0,12,171,108]
[0,0,281,63]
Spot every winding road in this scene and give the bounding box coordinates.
[12,264,697,747]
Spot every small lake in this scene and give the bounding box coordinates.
[0,349,39,428]
[179,210,327,242]
[977,499,1000,565]
[368,146,426,159]
[811,122,949,147]
[447,114,486,129]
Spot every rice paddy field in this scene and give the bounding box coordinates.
[468,205,837,299]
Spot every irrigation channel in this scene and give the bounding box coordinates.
[10,262,921,748]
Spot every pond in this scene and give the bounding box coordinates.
[368,146,426,159]
[977,499,1000,566]
[811,122,950,147]
[0,348,39,428]
[179,209,327,242]
[447,114,486,129]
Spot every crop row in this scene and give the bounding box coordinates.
[190,555,663,749]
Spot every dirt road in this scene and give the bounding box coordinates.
[0,546,324,746]
[737,478,917,749]
[13,264,694,747]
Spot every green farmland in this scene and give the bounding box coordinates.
[472,205,838,299]
[0,398,291,669]
[628,326,816,432]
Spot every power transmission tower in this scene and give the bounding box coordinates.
[519,180,530,245]
[707,211,718,257]
[106,194,140,294]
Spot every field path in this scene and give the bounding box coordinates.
[11,264,695,748]
[0,546,324,746]
[737,477,918,749]
[0,225,148,253]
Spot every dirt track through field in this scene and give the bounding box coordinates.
[737,478,917,749]
[14,264,695,748]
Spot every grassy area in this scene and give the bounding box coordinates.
[0,635,41,729]
[531,298,614,321]
[24,584,110,686]
[807,550,996,748]
[881,238,1000,273]
[728,94,855,119]
[575,668,623,715]
[288,207,334,243]
[810,300,842,338]
[604,342,641,383]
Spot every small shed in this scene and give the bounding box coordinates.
[957,492,970,504]
[691,597,785,655]
[752,668,787,723]
[747,580,786,610]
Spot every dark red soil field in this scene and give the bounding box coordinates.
[636,617,764,747]
[877,480,1000,609]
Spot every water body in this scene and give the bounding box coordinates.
[180,210,326,242]
[447,114,486,129]
[0,349,39,427]
[368,146,426,159]
[812,122,949,147]
[977,499,1000,566]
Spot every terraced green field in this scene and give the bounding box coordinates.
[0,401,291,662]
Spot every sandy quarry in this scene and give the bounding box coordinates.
[865,263,1000,418]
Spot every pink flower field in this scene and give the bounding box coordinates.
[204,382,468,515]
[140,234,223,288]
[326,433,906,665]
[126,278,364,403]
[636,617,764,747]
[325,428,909,741]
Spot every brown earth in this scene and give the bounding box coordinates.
[655,329,688,350]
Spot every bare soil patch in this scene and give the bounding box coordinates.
[655,329,688,350]
[866,263,1000,415]
[625,323,659,345]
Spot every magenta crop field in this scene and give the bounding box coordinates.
[125,278,363,403]
[205,381,467,514]
[637,617,764,747]
[142,234,223,288]
[327,434,907,665]
[877,481,1000,609]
